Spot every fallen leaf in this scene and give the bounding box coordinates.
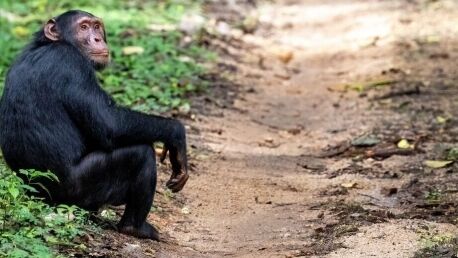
[397,139,414,149]
[351,135,380,147]
[426,35,440,43]
[424,160,453,169]
[341,182,357,188]
[318,141,351,158]
[365,79,395,88]
[429,53,449,59]
[327,84,348,93]
[149,23,176,31]
[122,46,144,55]
[269,47,294,64]
[338,79,395,93]
[178,56,193,63]
[347,82,365,92]
[436,116,448,124]
[366,147,415,159]
[298,157,326,171]
[258,140,281,148]
[277,50,293,64]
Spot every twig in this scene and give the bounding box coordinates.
[372,85,420,100]
[358,193,381,201]
[365,147,415,159]
[317,141,351,158]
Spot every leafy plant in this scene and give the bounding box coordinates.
[424,189,442,204]
[415,232,458,258]
[446,147,458,161]
[0,165,93,257]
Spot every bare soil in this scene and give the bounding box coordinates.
[70,0,458,257]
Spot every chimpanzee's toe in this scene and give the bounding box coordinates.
[118,222,160,241]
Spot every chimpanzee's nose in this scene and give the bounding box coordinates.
[94,37,101,43]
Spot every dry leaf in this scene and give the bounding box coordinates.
[436,116,448,124]
[424,160,453,169]
[269,47,294,64]
[327,84,348,92]
[122,46,144,55]
[351,134,380,147]
[341,182,357,188]
[397,139,414,149]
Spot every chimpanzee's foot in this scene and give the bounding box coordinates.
[118,221,160,241]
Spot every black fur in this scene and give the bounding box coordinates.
[0,10,187,240]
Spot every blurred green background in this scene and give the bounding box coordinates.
[0,0,212,112]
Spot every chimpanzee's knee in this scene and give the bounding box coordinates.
[129,145,156,187]
[133,145,156,173]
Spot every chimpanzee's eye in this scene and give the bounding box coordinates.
[80,24,88,30]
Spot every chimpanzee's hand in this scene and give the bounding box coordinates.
[160,143,188,193]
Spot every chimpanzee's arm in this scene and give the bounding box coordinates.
[113,106,189,189]
[63,78,188,192]
[112,107,186,149]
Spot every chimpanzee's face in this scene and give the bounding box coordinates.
[73,15,110,70]
[44,12,110,70]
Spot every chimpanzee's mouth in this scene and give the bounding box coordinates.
[91,51,109,56]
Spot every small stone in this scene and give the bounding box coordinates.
[181,207,191,215]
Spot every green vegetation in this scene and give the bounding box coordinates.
[0,165,94,257]
[0,0,211,256]
[0,0,212,112]
[446,147,458,161]
[424,188,443,204]
[415,232,458,258]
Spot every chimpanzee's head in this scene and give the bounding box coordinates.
[43,10,110,70]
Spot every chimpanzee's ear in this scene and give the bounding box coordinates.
[44,19,59,41]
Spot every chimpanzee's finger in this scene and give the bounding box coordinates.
[166,173,189,192]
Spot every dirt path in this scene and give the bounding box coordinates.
[151,0,458,257]
[87,1,458,257]
[165,1,397,255]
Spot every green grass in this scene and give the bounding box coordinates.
[0,1,212,256]
[0,165,95,258]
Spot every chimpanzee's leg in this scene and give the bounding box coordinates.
[62,145,158,240]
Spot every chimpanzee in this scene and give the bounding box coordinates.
[0,10,189,240]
